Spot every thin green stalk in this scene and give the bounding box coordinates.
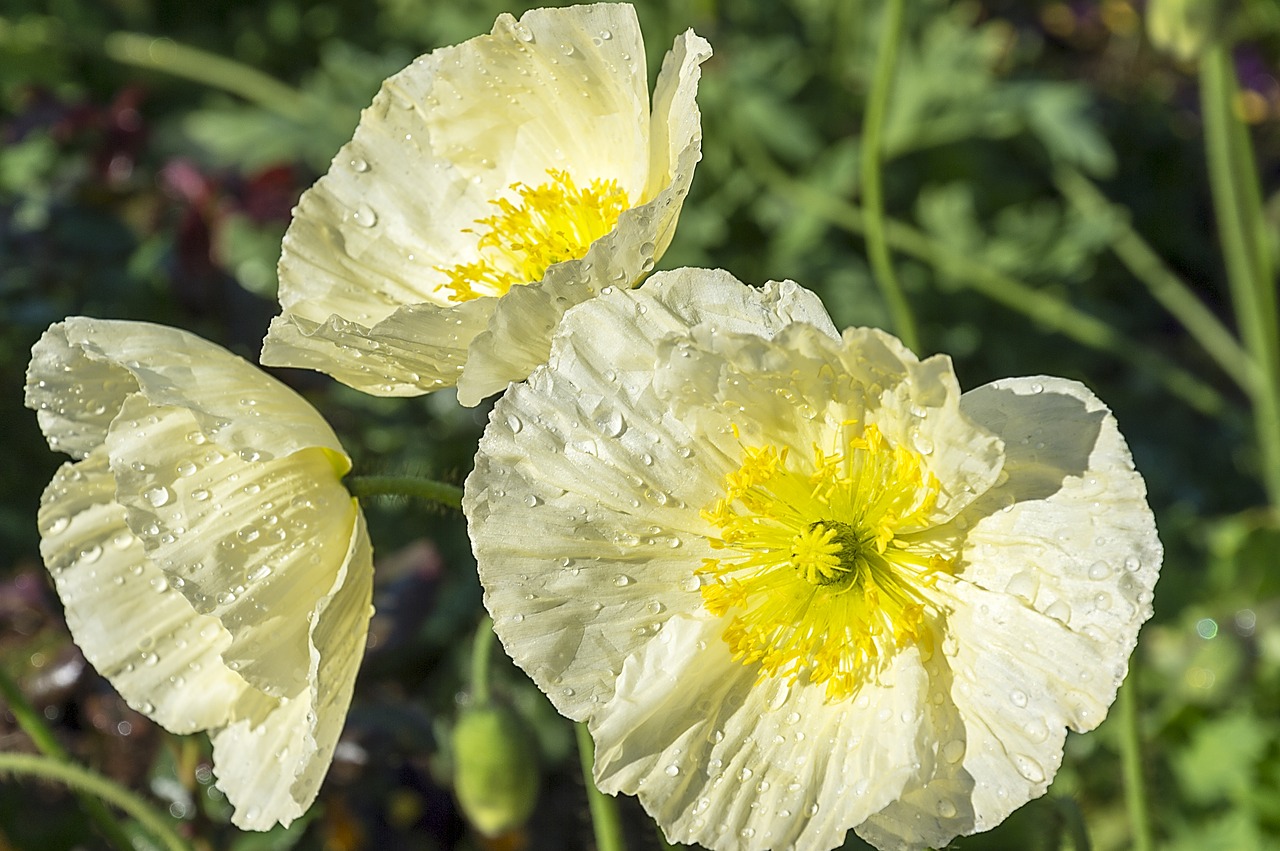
[1117,670,1153,851]
[470,616,496,707]
[344,475,463,510]
[575,723,627,851]
[0,670,138,850]
[1055,167,1260,396]
[737,138,1226,414]
[0,752,190,851]
[859,0,919,351]
[102,31,343,130]
[1201,45,1280,506]
[1054,796,1092,851]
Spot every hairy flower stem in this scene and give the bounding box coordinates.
[1200,45,1280,508]
[576,723,628,851]
[0,751,190,851]
[1118,668,1154,851]
[0,670,142,850]
[859,0,919,352]
[345,475,463,509]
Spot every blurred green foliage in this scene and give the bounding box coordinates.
[4,0,1280,849]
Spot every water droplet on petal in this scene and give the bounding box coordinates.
[144,486,172,507]
[665,764,680,777]
[352,204,378,227]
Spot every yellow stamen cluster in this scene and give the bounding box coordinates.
[439,169,631,301]
[698,423,956,701]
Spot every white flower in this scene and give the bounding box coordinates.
[26,318,373,831]
[261,3,712,406]
[463,269,1161,851]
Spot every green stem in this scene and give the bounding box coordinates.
[0,752,190,851]
[104,32,307,119]
[1201,46,1280,506]
[738,138,1226,414]
[1055,796,1093,851]
[0,670,139,850]
[1117,670,1154,851]
[470,616,496,707]
[1055,167,1260,396]
[575,723,627,851]
[859,0,919,351]
[345,475,463,510]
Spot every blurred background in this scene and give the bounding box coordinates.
[3,0,1280,848]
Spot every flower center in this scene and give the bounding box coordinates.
[698,423,956,701]
[439,168,631,302]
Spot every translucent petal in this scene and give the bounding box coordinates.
[952,376,1161,667]
[590,616,931,850]
[263,8,711,404]
[27,318,344,460]
[105,395,361,699]
[37,452,247,733]
[937,580,1108,831]
[211,513,373,830]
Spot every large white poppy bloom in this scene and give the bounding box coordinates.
[261,3,712,407]
[464,269,1161,851]
[26,318,373,831]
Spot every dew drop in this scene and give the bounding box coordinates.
[613,574,633,587]
[349,157,370,173]
[176,461,197,477]
[1087,561,1111,580]
[352,204,378,227]
[1014,753,1045,783]
[937,799,958,818]
[1045,600,1071,623]
[79,544,103,564]
[665,764,680,777]
[506,414,523,433]
[941,739,965,763]
[144,486,172,508]
[1010,689,1028,708]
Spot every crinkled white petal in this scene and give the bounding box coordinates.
[262,4,711,405]
[104,394,361,699]
[26,319,375,831]
[38,452,247,734]
[953,376,1161,642]
[591,615,933,851]
[27,317,344,460]
[211,512,373,830]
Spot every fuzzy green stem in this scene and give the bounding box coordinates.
[470,616,496,707]
[576,723,627,851]
[104,32,312,120]
[1201,46,1280,506]
[0,752,190,851]
[1118,671,1154,851]
[1055,167,1260,396]
[0,670,140,850]
[344,475,463,510]
[859,0,919,351]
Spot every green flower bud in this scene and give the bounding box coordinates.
[1146,0,1223,62]
[452,703,539,837]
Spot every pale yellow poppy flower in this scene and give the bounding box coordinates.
[464,269,1161,851]
[26,318,373,831]
[261,3,712,406]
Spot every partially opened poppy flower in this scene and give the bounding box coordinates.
[261,3,712,406]
[26,318,373,831]
[464,269,1161,850]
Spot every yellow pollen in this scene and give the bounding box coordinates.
[438,168,631,302]
[696,423,955,701]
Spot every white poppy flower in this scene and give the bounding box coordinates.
[261,3,712,407]
[464,268,1162,851]
[26,318,373,831]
